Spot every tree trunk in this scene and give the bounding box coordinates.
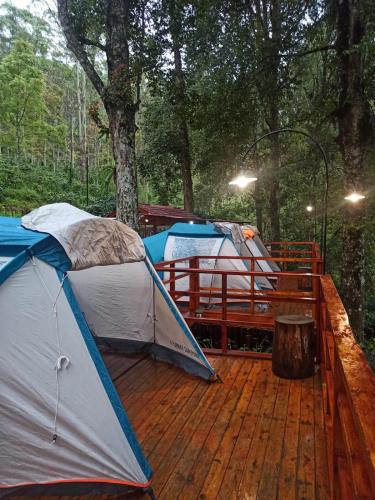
[254,169,263,234]
[337,0,369,340]
[69,114,74,184]
[107,106,138,230]
[268,0,281,241]
[268,124,281,241]
[252,139,263,233]
[76,65,87,183]
[57,0,139,230]
[169,0,194,212]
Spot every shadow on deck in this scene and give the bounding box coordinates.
[35,352,329,500]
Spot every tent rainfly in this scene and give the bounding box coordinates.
[213,222,280,287]
[0,203,215,498]
[241,224,280,273]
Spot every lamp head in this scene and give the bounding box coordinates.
[344,192,365,203]
[229,174,258,189]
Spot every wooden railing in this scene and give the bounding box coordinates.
[155,253,324,356]
[264,241,321,271]
[320,276,375,499]
[265,240,321,258]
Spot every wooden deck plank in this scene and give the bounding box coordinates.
[237,365,280,498]
[256,376,291,499]
[115,359,165,398]
[99,349,148,381]
[163,358,251,498]
[218,361,271,499]
[198,361,262,499]
[313,371,330,500]
[113,359,156,399]
[117,361,183,421]
[167,360,248,499]
[153,357,242,497]
[139,360,221,457]
[277,379,302,500]
[156,360,243,495]
[132,357,221,437]
[296,376,316,499]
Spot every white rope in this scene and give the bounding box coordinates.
[31,256,68,444]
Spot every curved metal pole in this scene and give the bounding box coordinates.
[242,128,328,272]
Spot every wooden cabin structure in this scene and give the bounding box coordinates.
[49,241,374,499]
[108,204,204,236]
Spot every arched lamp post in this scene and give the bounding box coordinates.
[235,128,330,271]
[231,128,366,273]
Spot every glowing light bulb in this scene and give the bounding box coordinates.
[229,175,258,189]
[344,192,365,203]
[306,205,313,212]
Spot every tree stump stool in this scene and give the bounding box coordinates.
[272,314,314,379]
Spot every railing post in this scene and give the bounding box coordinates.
[315,276,321,363]
[170,262,175,301]
[283,243,288,271]
[250,259,255,315]
[221,273,228,353]
[189,256,199,316]
[222,273,227,322]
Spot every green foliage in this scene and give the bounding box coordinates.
[85,196,115,217]
[361,337,375,370]
[0,2,52,56]
[0,40,45,152]
[0,155,94,214]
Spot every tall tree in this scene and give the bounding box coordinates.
[263,0,282,241]
[57,0,149,228]
[0,2,51,57]
[166,0,194,211]
[76,65,88,182]
[336,0,370,339]
[0,40,45,155]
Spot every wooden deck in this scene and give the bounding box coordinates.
[41,351,329,500]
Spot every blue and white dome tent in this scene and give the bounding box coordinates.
[0,203,215,498]
[144,222,274,299]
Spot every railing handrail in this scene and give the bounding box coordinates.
[155,265,321,279]
[320,275,375,496]
[264,240,318,246]
[156,255,323,267]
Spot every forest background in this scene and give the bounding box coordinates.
[0,1,374,363]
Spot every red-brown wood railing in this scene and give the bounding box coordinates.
[156,254,324,356]
[265,240,321,257]
[264,241,321,270]
[319,275,375,499]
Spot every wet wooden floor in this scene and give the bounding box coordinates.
[36,351,330,500]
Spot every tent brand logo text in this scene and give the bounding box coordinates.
[170,340,199,359]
